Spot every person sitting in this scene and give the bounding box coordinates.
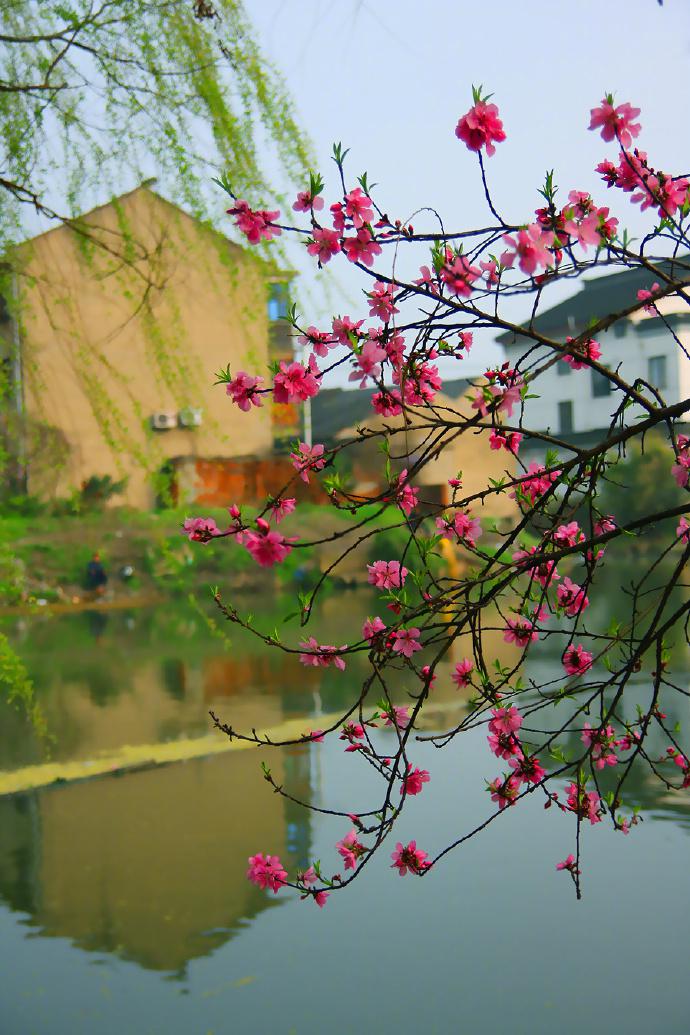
[85,552,108,596]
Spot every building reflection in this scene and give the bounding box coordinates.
[0,742,316,974]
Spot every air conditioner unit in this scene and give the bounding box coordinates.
[178,407,203,428]
[150,411,177,431]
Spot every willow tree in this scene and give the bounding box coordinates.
[0,0,310,241]
[0,1,311,725]
[0,0,312,494]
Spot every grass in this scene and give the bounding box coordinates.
[0,501,410,605]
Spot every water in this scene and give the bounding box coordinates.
[0,589,689,1033]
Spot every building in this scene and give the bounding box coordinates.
[497,260,690,459]
[0,184,299,508]
[313,380,518,523]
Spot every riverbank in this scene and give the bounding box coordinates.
[0,502,407,609]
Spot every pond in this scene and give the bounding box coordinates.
[0,587,689,1034]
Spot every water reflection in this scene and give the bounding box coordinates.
[0,746,314,974]
[0,579,688,1017]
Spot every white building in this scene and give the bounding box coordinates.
[498,261,690,457]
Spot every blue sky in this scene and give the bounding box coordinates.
[247,0,690,381]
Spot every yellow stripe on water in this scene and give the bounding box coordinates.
[0,699,467,798]
[0,713,342,797]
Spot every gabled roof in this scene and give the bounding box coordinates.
[312,378,473,443]
[497,257,690,344]
[14,182,293,279]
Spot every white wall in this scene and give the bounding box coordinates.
[505,317,690,437]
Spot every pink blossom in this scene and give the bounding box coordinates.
[512,546,559,588]
[401,764,430,796]
[481,258,500,284]
[395,470,419,516]
[339,723,365,750]
[561,205,601,251]
[301,868,330,907]
[557,577,589,617]
[566,781,602,825]
[677,516,690,544]
[381,704,411,729]
[336,829,366,870]
[290,442,326,483]
[297,326,335,358]
[413,265,439,294]
[182,516,224,543]
[420,664,437,689]
[436,510,482,548]
[501,224,554,276]
[562,336,602,370]
[637,283,661,314]
[330,201,345,232]
[307,227,341,264]
[343,227,382,266]
[672,454,690,489]
[455,100,506,157]
[270,497,296,524]
[391,627,422,658]
[489,428,522,454]
[615,731,640,752]
[226,370,265,411]
[589,96,641,148]
[298,636,347,671]
[514,463,561,504]
[331,314,364,345]
[488,730,522,760]
[344,187,374,228]
[391,840,430,876]
[367,560,408,590]
[489,706,523,736]
[244,526,293,567]
[439,249,481,298]
[381,330,405,368]
[509,753,546,785]
[556,854,579,873]
[308,730,325,743]
[247,852,287,893]
[363,616,386,641]
[594,515,616,536]
[552,521,585,549]
[348,340,387,387]
[228,200,282,244]
[371,389,403,417]
[562,644,594,676]
[582,723,618,769]
[632,173,690,219]
[488,776,520,810]
[273,355,321,404]
[395,361,443,405]
[368,281,399,322]
[503,615,539,647]
[301,865,317,887]
[293,190,324,213]
[452,658,474,688]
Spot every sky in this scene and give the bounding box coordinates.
[242,0,690,383]
[19,0,690,387]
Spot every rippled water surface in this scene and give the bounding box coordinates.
[1,590,689,1034]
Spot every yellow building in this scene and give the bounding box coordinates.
[1,184,295,508]
[316,386,519,524]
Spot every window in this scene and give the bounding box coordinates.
[613,321,627,338]
[591,369,612,397]
[558,400,574,434]
[648,354,667,388]
[557,357,571,376]
[267,282,290,322]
